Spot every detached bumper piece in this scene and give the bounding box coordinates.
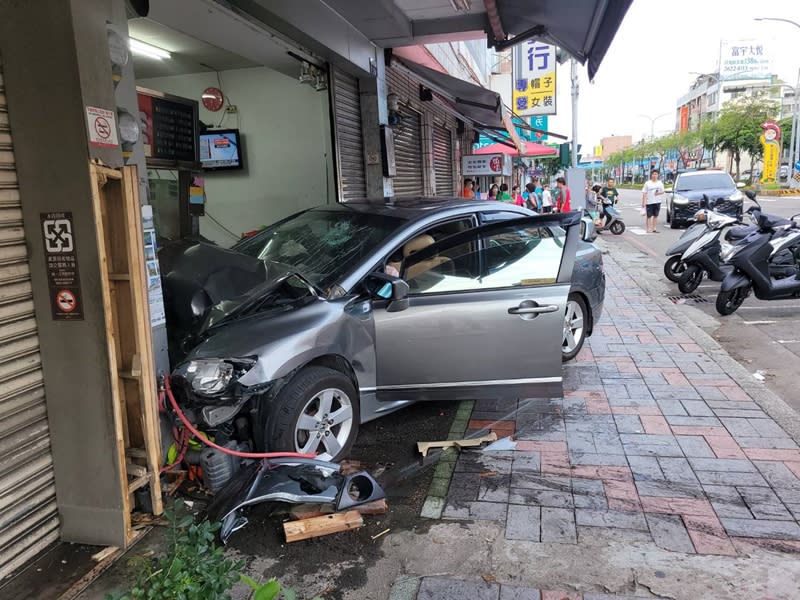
[206,457,385,543]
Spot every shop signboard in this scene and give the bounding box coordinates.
[512,41,556,116]
[463,154,512,176]
[719,39,771,81]
[759,120,781,183]
[137,87,199,165]
[40,211,83,320]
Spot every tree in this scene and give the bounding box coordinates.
[703,94,778,179]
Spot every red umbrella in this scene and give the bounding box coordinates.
[474,142,557,157]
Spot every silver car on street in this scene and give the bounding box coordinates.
[162,199,605,461]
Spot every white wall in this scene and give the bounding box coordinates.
[138,66,335,246]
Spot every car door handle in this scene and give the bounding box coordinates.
[508,304,559,315]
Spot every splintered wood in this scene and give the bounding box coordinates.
[283,510,363,542]
[417,432,497,457]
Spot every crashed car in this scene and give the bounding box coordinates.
[161,198,604,474]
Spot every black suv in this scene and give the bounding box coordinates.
[665,170,744,228]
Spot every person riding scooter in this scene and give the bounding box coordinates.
[591,185,626,235]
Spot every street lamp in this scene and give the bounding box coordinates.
[756,17,800,186]
[637,113,670,138]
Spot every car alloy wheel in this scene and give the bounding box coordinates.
[294,387,354,460]
[562,294,587,362]
[267,366,358,462]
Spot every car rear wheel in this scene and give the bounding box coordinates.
[562,293,588,362]
[266,366,359,462]
[663,255,686,283]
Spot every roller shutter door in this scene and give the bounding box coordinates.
[0,67,59,580]
[392,106,424,197]
[433,125,454,196]
[330,69,366,202]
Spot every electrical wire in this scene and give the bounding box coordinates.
[164,374,315,460]
[204,210,241,241]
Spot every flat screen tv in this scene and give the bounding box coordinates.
[199,128,244,171]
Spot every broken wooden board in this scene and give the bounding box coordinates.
[417,432,497,457]
[352,498,388,516]
[284,510,363,542]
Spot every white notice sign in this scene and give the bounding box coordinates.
[86,106,119,148]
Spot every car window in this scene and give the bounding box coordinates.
[384,217,474,274]
[676,173,734,191]
[401,223,565,295]
[480,210,529,223]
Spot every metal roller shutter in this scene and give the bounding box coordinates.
[0,67,59,580]
[433,125,454,196]
[392,107,424,196]
[330,69,366,202]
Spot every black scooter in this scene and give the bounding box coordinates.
[716,192,800,315]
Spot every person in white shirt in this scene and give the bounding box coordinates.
[641,169,665,233]
[541,184,553,213]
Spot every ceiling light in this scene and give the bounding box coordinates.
[129,38,171,60]
[449,0,471,11]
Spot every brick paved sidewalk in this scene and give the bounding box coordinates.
[428,255,800,560]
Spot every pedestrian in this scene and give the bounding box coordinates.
[533,177,543,210]
[474,183,482,199]
[641,169,665,233]
[511,185,524,206]
[488,184,499,200]
[523,183,537,210]
[498,183,512,202]
[462,178,475,199]
[602,177,619,205]
[555,176,571,212]
[541,183,553,213]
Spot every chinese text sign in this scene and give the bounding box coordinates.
[512,42,556,116]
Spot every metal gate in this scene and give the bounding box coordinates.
[433,125,454,196]
[330,69,366,202]
[0,66,59,580]
[393,106,424,196]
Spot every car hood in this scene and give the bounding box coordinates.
[159,241,314,364]
[673,187,737,201]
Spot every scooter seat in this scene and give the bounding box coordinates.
[725,225,755,242]
[759,213,794,230]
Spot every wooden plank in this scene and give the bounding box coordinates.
[283,510,363,543]
[88,162,131,544]
[352,499,388,516]
[127,474,150,494]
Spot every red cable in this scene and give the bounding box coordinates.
[164,374,315,460]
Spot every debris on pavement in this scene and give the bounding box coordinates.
[417,432,497,457]
[283,510,364,542]
[370,528,390,541]
[753,370,766,381]
[482,436,517,452]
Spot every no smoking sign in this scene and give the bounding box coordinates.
[86,106,119,148]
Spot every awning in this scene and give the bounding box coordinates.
[391,57,528,153]
[474,142,557,158]
[486,0,634,79]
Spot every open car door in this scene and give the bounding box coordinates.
[373,212,581,401]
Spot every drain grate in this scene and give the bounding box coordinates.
[667,294,709,304]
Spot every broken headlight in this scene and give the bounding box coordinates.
[178,358,256,397]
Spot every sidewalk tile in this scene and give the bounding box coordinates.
[720,517,800,540]
[506,504,541,541]
[675,435,716,458]
[640,495,715,517]
[509,488,573,508]
[572,479,608,509]
[499,585,541,600]
[734,437,799,449]
[738,486,794,520]
[418,577,500,600]
[541,592,581,600]
[575,509,648,530]
[640,415,671,434]
[703,485,753,519]
[744,448,800,462]
[704,435,746,459]
[646,513,696,553]
[541,507,577,543]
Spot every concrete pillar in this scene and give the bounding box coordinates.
[421,111,435,196]
[0,0,133,546]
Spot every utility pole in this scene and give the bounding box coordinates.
[570,58,578,168]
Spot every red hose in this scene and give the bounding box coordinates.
[160,428,189,473]
[163,374,315,460]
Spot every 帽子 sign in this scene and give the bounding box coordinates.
[462,154,512,176]
[512,42,556,116]
[41,212,83,320]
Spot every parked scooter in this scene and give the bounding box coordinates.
[591,190,625,235]
[715,192,800,315]
[663,222,707,282]
[676,197,757,293]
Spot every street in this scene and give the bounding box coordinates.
[601,188,800,413]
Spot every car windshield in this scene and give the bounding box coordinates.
[233,207,406,292]
[676,173,734,191]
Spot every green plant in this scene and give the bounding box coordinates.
[109,506,242,600]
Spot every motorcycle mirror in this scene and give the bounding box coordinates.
[744,190,757,202]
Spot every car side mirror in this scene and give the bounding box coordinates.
[736,181,746,189]
[367,272,410,311]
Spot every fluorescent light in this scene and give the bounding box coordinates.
[129,38,171,60]
[449,0,471,11]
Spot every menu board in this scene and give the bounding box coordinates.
[137,89,198,164]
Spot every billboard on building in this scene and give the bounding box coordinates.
[719,39,771,81]
[679,106,689,132]
[512,41,556,116]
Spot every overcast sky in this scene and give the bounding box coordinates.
[546,0,800,152]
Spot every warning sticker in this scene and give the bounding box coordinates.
[86,106,119,148]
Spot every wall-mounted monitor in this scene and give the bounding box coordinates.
[199,128,244,171]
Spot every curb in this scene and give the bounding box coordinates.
[602,237,800,442]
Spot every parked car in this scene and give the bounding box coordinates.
[665,170,744,229]
[160,199,605,461]
[779,164,789,181]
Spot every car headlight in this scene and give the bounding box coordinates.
[672,194,689,205]
[178,358,256,397]
[729,190,743,201]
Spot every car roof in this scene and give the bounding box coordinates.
[312,197,528,220]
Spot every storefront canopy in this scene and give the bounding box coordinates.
[474,142,557,158]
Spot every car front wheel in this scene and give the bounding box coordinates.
[670,206,680,229]
[562,293,588,362]
[266,366,359,462]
